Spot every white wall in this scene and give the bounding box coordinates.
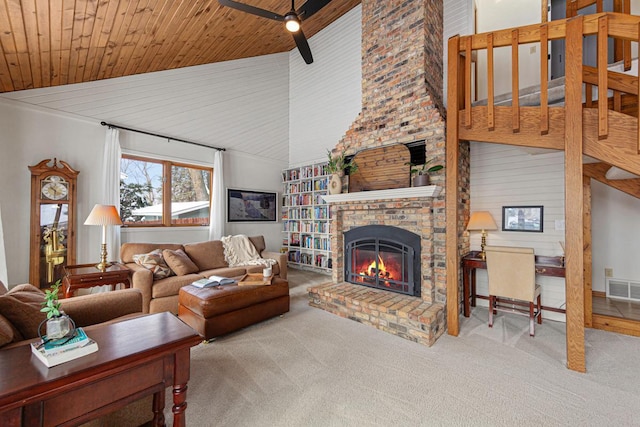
[0,55,289,285]
[592,180,640,292]
[288,5,362,166]
[469,142,567,321]
[475,0,543,99]
[443,0,474,107]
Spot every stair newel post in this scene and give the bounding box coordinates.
[564,15,586,373]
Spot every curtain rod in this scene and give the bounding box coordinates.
[100,121,226,151]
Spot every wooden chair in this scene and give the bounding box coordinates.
[485,246,542,336]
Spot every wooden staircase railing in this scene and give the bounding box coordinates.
[451,12,640,158]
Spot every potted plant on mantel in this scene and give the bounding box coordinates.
[407,159,444,187]
[326,149,359,195]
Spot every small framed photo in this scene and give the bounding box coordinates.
[502,205,543,232]
[227,188,278,222]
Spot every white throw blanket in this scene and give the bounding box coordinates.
[221,235,276,268]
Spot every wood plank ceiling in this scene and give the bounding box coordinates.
[0,0,361,93]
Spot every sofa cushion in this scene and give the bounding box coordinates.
[198,267,248,279]
[0,280,7,295]
[183,240,227,271]
[248,236,266,254]
[133,249,173,280]
[152,274,204,299]
[0,284,46,340]
[121,243,184,264]
[0,314,19,347]
[163,249,199,276]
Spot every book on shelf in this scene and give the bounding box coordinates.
[31,336,98,367]
[191,275,237,288]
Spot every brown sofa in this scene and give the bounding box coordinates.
[121,235,287,314]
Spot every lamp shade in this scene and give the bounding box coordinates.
[84,204,123,226]
[467,211,497,231]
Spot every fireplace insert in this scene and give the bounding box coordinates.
[344,225,421,297]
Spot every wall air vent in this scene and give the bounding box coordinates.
[606,278,640,302]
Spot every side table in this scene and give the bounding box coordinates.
[63,263,131,298]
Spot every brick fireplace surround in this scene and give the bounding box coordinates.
[307,0,470,347]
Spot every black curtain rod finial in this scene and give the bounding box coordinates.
[99,121,225,151]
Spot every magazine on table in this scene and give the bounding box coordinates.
[31,333,98,367]
[191,275,237,288]
[36,327,90,355]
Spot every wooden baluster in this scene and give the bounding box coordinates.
[613,0,623,63]
[613,90,621,112]
[465,36,472,129]
[596,0,603,12]
[540,24,549,135]
[566,0,577,18]
[624,0,632,71]
[597,15,608,139]
[585,84,593,108]
[512,29,520,133]
[637,22,640,153]
[487,33,494,131]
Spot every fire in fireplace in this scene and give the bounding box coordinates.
[344,225,421,297]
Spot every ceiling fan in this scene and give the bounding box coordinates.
[218,0,333,64]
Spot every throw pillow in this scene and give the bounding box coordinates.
[162,249,199,276]
[133,249,173,280]
[0,314,20,347]
[0,284,47,340]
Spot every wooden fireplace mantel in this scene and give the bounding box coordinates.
[322,186,441,204]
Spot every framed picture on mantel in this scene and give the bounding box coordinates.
[502,205,543,232]
[227,188,278,222]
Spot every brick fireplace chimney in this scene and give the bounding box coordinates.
[335,0,445,158]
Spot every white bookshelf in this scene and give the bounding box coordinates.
[282,161,332,273]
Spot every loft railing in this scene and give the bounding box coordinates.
[449,12,640,152]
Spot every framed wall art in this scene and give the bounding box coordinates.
[501,205,543,232]
[227,188,278,222]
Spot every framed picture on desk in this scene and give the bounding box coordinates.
[502,205,543,232]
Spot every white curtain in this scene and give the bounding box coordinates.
[209,150,225,240]
[103,128,122,260]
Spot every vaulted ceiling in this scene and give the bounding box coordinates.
[0,0,361,93]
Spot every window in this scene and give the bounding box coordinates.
[120,155,212,227]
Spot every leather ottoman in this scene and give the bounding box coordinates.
[178,278,290,340]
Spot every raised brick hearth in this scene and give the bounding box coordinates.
[308,189,446,345]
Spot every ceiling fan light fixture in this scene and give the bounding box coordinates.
[284,13,301,32]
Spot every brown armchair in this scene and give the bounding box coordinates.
[485,246,542,336]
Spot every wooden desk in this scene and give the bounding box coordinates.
[0,312,201,427]
[461,251,565,317]
[63,263,131,298]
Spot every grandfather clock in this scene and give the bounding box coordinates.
[29,159,79,288]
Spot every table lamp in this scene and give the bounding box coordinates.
[84,204,123,270]
[467,211,498,260]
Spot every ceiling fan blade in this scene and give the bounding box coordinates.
[218,0,284,21]
[292,29,313,64]
[296,0,332,21]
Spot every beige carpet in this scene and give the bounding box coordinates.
[164,269,640,426]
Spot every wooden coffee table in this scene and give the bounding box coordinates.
[0,312,201,427]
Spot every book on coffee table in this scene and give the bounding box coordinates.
[237,273,273,286]
[192,275,237,288]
